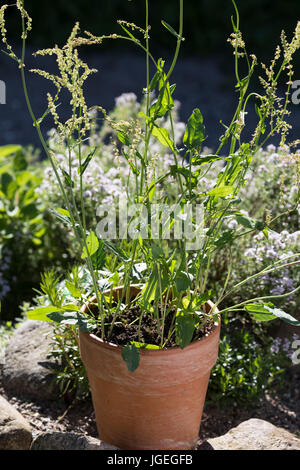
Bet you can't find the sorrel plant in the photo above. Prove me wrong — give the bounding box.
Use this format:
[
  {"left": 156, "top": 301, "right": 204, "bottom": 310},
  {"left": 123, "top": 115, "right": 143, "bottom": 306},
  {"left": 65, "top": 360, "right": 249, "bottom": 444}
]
[{"left": 1, "top": 0, "right": 299, "bottom": 371}]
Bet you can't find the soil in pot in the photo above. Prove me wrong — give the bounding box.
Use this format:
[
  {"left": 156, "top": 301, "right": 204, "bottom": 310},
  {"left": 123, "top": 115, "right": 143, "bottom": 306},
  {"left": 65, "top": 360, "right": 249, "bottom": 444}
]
[
  {"left": 90, "top": 301, "right": 217, "bottom": 348},
  {"left": 79, "top": 289, "right": 221, "bottom": 450}
]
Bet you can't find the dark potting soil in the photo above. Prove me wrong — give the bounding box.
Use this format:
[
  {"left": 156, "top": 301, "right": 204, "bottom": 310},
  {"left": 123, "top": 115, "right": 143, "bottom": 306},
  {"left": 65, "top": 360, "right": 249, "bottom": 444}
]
[{"left": 93, "top": 303, "right": 217, "bottom": 348}]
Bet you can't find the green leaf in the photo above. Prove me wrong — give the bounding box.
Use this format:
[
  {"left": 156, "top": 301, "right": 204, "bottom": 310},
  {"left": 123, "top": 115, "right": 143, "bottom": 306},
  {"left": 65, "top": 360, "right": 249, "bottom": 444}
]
[
  {"left": 122, "top": 343, "right": 140, "bottom": 372},
  {"left": 192, "top": 154, "right": 229, "bottom": 166},
  {"left": 78, "top": 148, "right": 96, "bottom": 176},
  {"left": 50, "top": 209, "right": 71, "bottom": 226},
  {"left": 214, "top": 230, "right": 235, "bottom": 248},
  {"left": 91, "top": 240, "right": 106, "bottom": 270},
  {"left": 169, "top": 165, "right": 200, "bottom": 188},
  {"left": 122, "top": 150, "right": 140, "bottom": 175},
  {"left": 183, "top": 109, "right": 206, "bottom": 149},
  {"left": 151, "top": 245, "right": 164, "bottom": 260},
  {"left": 27, "top": 306, "right": 63, "bottom": 321},
  {"left": 117, "top": 132, "right": 131, "bottom": 146},
  {"left": 0, "top": 145, "right": 22, "bottom": 159},
  {"left": 21, "top": 203, "right": 39, "bottom": 220},
  {"left": 235, "top": 215, "right": 265, "bottom": 230},
  {"left": 61, "top": 303, "right": 81, "bottom": 312},
  {"left": 161, "top": 20, "right": 181, "bottom": 39},
  {"left": 33, "top": 226, "right": 46, "bottom": 238},
  {"left": 207, "top": 186, "right": 235, "bottom": 197},
  {"left": 0, "top": 163, "right": 12, "bottom": 176},
  {"left": 118, "top": 23, "right": 139, "bottom": 43},
  {"left": 103, "top": 240, "right": 129, "bottom": 262},
  {"left": 151, "top": 126, "right": 174, "bottom": 151},
  {"left": 82, "top": 231, "right": 99, "bottom": 259},
  {"left": 57, "top": 208, "right": 70, "bottom": 218},
  {"left": 47, "top": 311, "right": 95, "bottom": 331},
  {"left": 245, "top": 303, "right": 300, "bottom": 325},
  {"left": 16, "top": 171, "right": 32, "bottom": 187},
  {"left": 61, "top": 169, "right": 74, "bottom": 188},
  {"left": 176, "top": 313, "right": 195, "bottom": 349},
  {"left": 175, "top": 271, "right": 193, "bottom": 293},
  {"left": 150, "top": 74, "right": 174, "bottom": 119},
  {"left": 245, "top": 304, "right": 276, "bottom": 322},
  {"left": 65, "top": 281, "right": 81, "bottom": 298},
  {"left": 264, "top": 305, "right": 300, "bottom": 326},
  {"left": 196, "top": 290, "right": 214, "bottom": 306},
  {"left": 142, "top": 262, "right": 169, "bottom": 308},
  {"left": 149, "top": 70, "right": 160, "bottom": 92},
  {"left": 13, "top": 151, "right": 27, "bottom": 172},
  {"left": 131, "top": 341, "right": 160, "bottom": 350},
  {"left": 1, "top": 173, "right": 13, "bottom": 196}
]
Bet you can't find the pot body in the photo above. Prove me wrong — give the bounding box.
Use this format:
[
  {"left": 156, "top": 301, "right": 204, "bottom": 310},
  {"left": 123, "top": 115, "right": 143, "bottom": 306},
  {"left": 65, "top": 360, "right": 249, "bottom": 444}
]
[{"left": 79, "top": 292, "right": 220, "bottom": 450}]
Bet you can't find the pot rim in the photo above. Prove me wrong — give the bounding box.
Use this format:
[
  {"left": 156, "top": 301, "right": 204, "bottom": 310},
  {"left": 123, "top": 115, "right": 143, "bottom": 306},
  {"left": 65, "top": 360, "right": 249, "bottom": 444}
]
[{"left": 80, "top": 285, "right": 220, "bottom": 356}]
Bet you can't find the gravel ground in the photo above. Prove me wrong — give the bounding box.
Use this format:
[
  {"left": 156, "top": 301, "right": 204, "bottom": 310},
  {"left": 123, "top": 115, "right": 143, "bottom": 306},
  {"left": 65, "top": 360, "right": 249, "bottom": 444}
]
[{"left": 1, "top": 366, "right": 299, "bottom": 445}]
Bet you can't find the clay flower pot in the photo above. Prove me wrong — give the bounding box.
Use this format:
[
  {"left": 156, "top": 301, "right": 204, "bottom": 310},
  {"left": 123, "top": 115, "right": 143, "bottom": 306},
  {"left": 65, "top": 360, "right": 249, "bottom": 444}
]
[{"left": 79, "top": 286, "right": 220, "bottom": 450}]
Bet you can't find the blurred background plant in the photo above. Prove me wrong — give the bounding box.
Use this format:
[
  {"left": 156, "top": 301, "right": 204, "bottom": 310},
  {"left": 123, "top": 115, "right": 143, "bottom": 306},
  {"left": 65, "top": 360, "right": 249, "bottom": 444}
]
[
  {"left": 208, "top": 313, "right": 299, "bottom": 405},
  {"left": 0, "top": 144, "right": 75, "bottom": 320}
]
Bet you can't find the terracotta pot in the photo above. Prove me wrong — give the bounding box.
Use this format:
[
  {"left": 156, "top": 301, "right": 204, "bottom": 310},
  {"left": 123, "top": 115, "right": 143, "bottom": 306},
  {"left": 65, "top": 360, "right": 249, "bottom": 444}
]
[{"left": 79, "top": 286, "right": 220, "bottom": 450}]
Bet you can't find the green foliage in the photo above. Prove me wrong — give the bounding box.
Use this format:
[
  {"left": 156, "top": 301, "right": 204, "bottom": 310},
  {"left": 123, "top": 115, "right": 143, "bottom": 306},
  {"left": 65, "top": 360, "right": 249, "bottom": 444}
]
[
  {"left": 0, "top": 146, "right": 77, "bottom": 320},
  {"left": 48, "top": 323, "right": 90, "bottom": 399},
  {"left": 175, "top": 312, "right": 195, "bottom": 349},
  {"left": 208, "top": 320, "right": 291, "bottom": 405},
  {"left": 183, "top": 109, "right": 206, "bottom": 150}
]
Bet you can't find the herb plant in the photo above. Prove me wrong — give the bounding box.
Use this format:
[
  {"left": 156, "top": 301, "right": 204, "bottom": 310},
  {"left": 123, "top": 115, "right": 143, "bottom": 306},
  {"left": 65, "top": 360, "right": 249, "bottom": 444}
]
[{"left": 1, "top": 0, "right": 300, "bottom": 371}]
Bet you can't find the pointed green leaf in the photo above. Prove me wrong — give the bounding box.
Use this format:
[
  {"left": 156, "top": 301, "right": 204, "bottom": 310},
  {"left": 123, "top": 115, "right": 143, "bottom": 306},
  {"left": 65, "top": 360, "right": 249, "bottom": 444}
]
[
  {"left": 131, "top": 341, "right": 160, "bottom": 350},
  {"left": 183, "top": 109, "right": 206, "bottom": 149},
  {"left": 151, "top": 126, "right": 174, "bottom": 151},
  {"left": 207, "top": 186, "right": 235, "bottom": 197},
  {"left": 175, "top": 271, "right": 193, "bottom": 293},
  {"left": 82, "top": 231, "right": 99, "bottom": 259},
  {"left": 117, "top": 132, "right": 131, "bottom": 146},
  {"left": 65, "top": 281, "right": 81, "bottom": 298},
  {"left": 245, "top": 304, "right": 276, "bottom": 322},
  {"left": 264, "top": 305, "right": 300, "bottom": 326},
  {"left": 235, "top": 215, "right": 265, "bottom": 230},
  {"left": 78, "top": 148, "right": 96, "bottom": 176},
  {"left": 50, "top": 209, "right": 72, "bottom": 226},
  {"left": 244, "top": 303, "right": 300, "bottom": 325},
  {"left": 161, "top": 20, "right": 181, "bottom": 39},
  {"left": 27, "top": 306, "right": 63, "bottom": 321},
  {"left": 57, "top": 208, "right": 70, "bottom": 217},
  {"left": 122, "top": 343, "right": 140, "bottom": 372},
  {"left": 13, "top": 151, "right": 27, "bottom": 172},
  {"left": 91, "top": 240, "right": 106, "bottom": 270},
  {"left": 61, "top": 169, "right": 74, "bottom": 188},
  {"left": 0, "top": 145, "right": 22, "bottom": 159},
  {"left": 192, "top": 155, "right": 229, "bottom": 166},
  {"left": 103, "top": 240, "right": 129, "bottom": 262},
  {"left": 176, "top": 313, "right": 195, "bottom": 349}
]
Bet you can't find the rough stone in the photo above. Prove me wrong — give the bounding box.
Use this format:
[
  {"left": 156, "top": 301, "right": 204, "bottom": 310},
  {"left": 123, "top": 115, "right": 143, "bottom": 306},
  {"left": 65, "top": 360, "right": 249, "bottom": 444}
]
[
  {"left": 0, "top": 395, "right": 32, "bottom": 450},
  {"left": 2, "top": 320, "right": 60, "bottom": 401},
  {"left": 199, "top": 418, "right": 300, "bottom": 450},
  {"left": 30, "top": 432, "right": 118, "bottom": 450}
]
